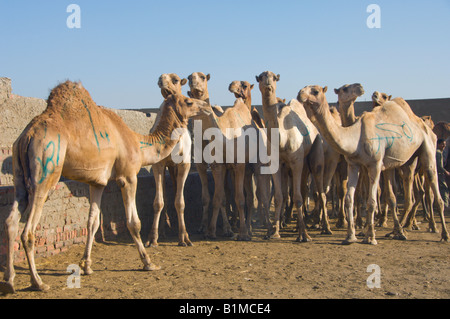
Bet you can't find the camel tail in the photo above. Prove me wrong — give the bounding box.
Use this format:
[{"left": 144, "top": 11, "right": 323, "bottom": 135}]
[{"left": 11, "top": 134, "right": 34, "bottom": 211}]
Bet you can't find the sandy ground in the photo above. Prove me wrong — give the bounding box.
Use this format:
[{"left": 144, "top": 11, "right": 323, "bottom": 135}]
[{"left": 1, "top": 210, "right": 449, "bottom": 301}]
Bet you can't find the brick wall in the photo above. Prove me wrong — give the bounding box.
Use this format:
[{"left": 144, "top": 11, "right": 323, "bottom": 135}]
[{"left": 0, "top": 171, "right": 208, "bottom": 263}]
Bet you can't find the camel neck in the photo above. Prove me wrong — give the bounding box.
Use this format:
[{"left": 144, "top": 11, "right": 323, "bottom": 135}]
[
  {"left": 338, "top": 99, "right": 357, "bottom": 127},
  {"left": 138, "top": 108, "right": 184, "bottom": 166},
  {"left": 261, "top": 93, "right": 280, "bottom": 128},
  {"left": 308, "top": 98, "right": 359, "bottom": 157}
]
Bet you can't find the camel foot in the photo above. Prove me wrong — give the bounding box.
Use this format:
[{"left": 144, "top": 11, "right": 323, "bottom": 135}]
[
  {"left": 145, "top": 241, "right": 159, "bottom": 248},
  {"left": 427, "top": 223, "right": 438, "bottom": 233},
  {"left": 204, "top": 233, "right": 217, "bottom": 240},
  {"left": 143, "top": 263, "right": 161, "bottom": 271},
  {"left": 222, "top": 230, "right": 235, "bottom": 238},
  {"left": 29, "top": 282, "right": 51, "bottom": 292},
  {"left": 295, "top": 235, "right": 312, "bottom": 243},
  {"left": 237, "top": 234, "right": 252, "bottom": 241},
  {"left": 321, "top": 228, "right": 333, "bottom": 235},
  {"left": 362, "top": 237, "right": 378, "bottom": 245},
  {"left": 0, "top": 282, "right": 15, "bottom": 295},
  {"left": 393, "top": 233, "right": 407, "bottom": 240},
  {"left": 440, "top": 232, "right": 449, "bottom": 243},
  {"left": 342, "top": 236, "right": 358, "bottom": 245}
]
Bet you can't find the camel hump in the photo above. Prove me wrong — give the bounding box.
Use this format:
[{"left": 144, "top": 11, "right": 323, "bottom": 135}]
[{"left": 46, "top": 80, "right": 99, "bottom": 114}]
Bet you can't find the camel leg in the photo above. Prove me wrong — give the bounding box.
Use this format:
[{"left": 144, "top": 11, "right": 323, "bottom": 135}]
[
  {"left": 196, "top": 162, "right": 210, "bottom": 234},
  {"left": 421, "top": 160, "right": 449, "bottom": 241},
  {"left": 79, "top": 185, "right": 105, "bottom": 275},
  {"left": 291, "top": 162, "right": 311, "bottom": 243},
  {"left": 363, "top": 164, "right": 382, "bottom": 245},
  {"left": 342, "top": 164, "right": 360, "bottom": 245},
  {"left": 308, "top": 146, "right": 332, "bottom": 235},
  {"left": 120, "top": 176, "right": 160, "bottom": 271},
  {"left": 146, "top": 164, "right": 165, "bottom": 247},
  {"left": 174, "top": 163, "right": 192, "bottom": 247},
  {"left": 399, "top": 163, "right": 416, "bottom": 230},
  {"left": 382, "top": 170, "right": 407, "bottom": 240},
  {"left": 20, "top": 188, "right": 51, "bottom": 291},
  {"left": 266, "top": 168, "right": 283, "bottom": 239},
  {"left": 243, "top": 167, "right": 255, "bottom": 236},
  {"left": 207, "top": 165, "right": 228, "bottom": 239},
  {"left": 1, "top": 193, "right": 27, "bottom": 294},
  {"left": 234, "top": 164, "right": 251, "bottom": 241}
]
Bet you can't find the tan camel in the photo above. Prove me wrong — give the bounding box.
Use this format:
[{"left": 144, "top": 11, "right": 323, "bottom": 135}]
[
  {"left": 299, "top": 85, "right": 449, "bottom": 244},
  {"left": 334, "top": 84, "right": 372, "bottom": 229},
  {"left": 256, "top": 71, "right": 330, "bottom": 241},
  {"left": 187, "top": 72, "right": 234, "bottom": 237},
  {"left": 195, "top": 95, "right": 256, "bottom": 241},
  {"left": 145, "top": 73, "right": 194, "bottom": 247},
  {"left": 229, "top": 80, "right": 273, "bottom": 230},
  {"left": 371, "top": 92, "right": 439, "bottom": 233},
  {"left": 372, "top": 91, "right": 392, "bottom": 107},
  {"left": 1, "top": 81, "right": 210, "bottom": 294}
]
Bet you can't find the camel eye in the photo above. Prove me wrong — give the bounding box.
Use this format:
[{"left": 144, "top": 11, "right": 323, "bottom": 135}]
[{"left": 343, "top": 87, "right": 348, "bottom": 92}]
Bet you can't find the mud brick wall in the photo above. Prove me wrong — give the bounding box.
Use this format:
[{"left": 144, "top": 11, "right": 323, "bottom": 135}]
[{"left": 0, "top": 171, "right": 207, "bottom": 263}]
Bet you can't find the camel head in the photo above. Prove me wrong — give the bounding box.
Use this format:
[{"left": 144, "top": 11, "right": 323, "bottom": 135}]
[
  {"left": 162, "top": 93, "right": 211, "bottom": 125},
  {"left": 334, "top": 83, "right": 365, "bottom": 105},
  {"left": 187, "top": 72, "right": 210, "bottom": 100},
  {"left": 255, "top": 71, "right": 280, "bottom": 97},
  {"left": 421, "top": 115, "right": 435, "bottom": 129},
  {"left": 228, "top": 81, "right": 254, "bottom": 106},
  {"left": 158, "top": 73, "right": 187, "bottom": 99},
  {"left": 371, "top": 91, "right": 392, "bottom": 107},
  {"left": 297, "top": 85, "right": 328, "bottom": 120}
]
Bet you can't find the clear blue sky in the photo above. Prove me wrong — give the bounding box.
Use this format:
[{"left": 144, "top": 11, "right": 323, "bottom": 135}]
[{"left": 1, "top": 0, "right": 449, "bottom": 109}]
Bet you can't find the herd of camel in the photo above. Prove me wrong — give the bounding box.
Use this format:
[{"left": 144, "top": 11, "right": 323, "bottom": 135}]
[{"left": 1, "top": 71, "right": 449, "bottom": 294}]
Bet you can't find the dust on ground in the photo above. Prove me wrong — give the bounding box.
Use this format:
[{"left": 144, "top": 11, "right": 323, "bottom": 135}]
[{"left": 1, "top": 212, "right": 449, "bottom": 300}]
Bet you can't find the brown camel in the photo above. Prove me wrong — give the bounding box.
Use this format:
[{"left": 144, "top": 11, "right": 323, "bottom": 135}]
[
  {"left": 256, "top": 71, "right": 330, "bottom": 241},
  {"left": 298, "top": 85, "right": 449, "bottom": 245},
  {"left": 1, "top": 81, "right": 210, "bottom": 294},
  {"left": 146, "top": 73, "right": 194, "bottom": 247}
]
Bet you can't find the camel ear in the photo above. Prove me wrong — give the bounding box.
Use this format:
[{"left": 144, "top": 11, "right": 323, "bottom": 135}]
[
  {"left": 275, "top": 74, "right": 280, "bottom": 81},
  {"left": 255, "top": 75, "right": 260, "bottom": 83},
  {"left": 323, "top": 86, "right": 328, "bottom": 93},
  {"left": 187, "top": 91, "right": 193, "bottom": 98},
  {"left": 334, "top": 88, "right": 339, "bottom": 94},
  {"left": 180, "top": 78, "right": 187, "bottom": 86},
  {"left": 388, "top": 95, "right": 392, "bottom": 100},
  {"left": 206, "top": 74, "right": 211, "bottom": 81},
  {"left": 250, "top": 84, "right": 254, "bottom": 90}
]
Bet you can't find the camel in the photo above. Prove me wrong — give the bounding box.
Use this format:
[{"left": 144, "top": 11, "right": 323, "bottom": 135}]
[
  {"left": 194, "top": 94, "right": 259, "bottom": 241},
  {"left": 371, "top": 92, "right": 439, "bottom": 233},
  {"left": 334, "top": 84, "right": 374, "bottom": 229},
  {"left": 229, "top": 80, "right": 273, "bottom": 230},
  {"left": 1, "top": 81, "right": 210, "bottom": 294},
  {"left": 298, "top": 85, "right": 449, "bottom": 244},
  {"left": 145, "top": 73, "right": 194, "bottom": 248},
  {"left": 255, "top": 71, "right": 330, "bottom": 241},
  {"left": 372, "top": 91, "right": 392, "bottom": 107},
  {"left": 187, "top": 72, "right": 234, "bottom": 237}
]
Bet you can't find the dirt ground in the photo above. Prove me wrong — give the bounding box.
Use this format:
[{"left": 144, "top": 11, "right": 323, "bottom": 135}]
[{"left": 1, "top": 208, "right": 449, "bottom": 301}]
